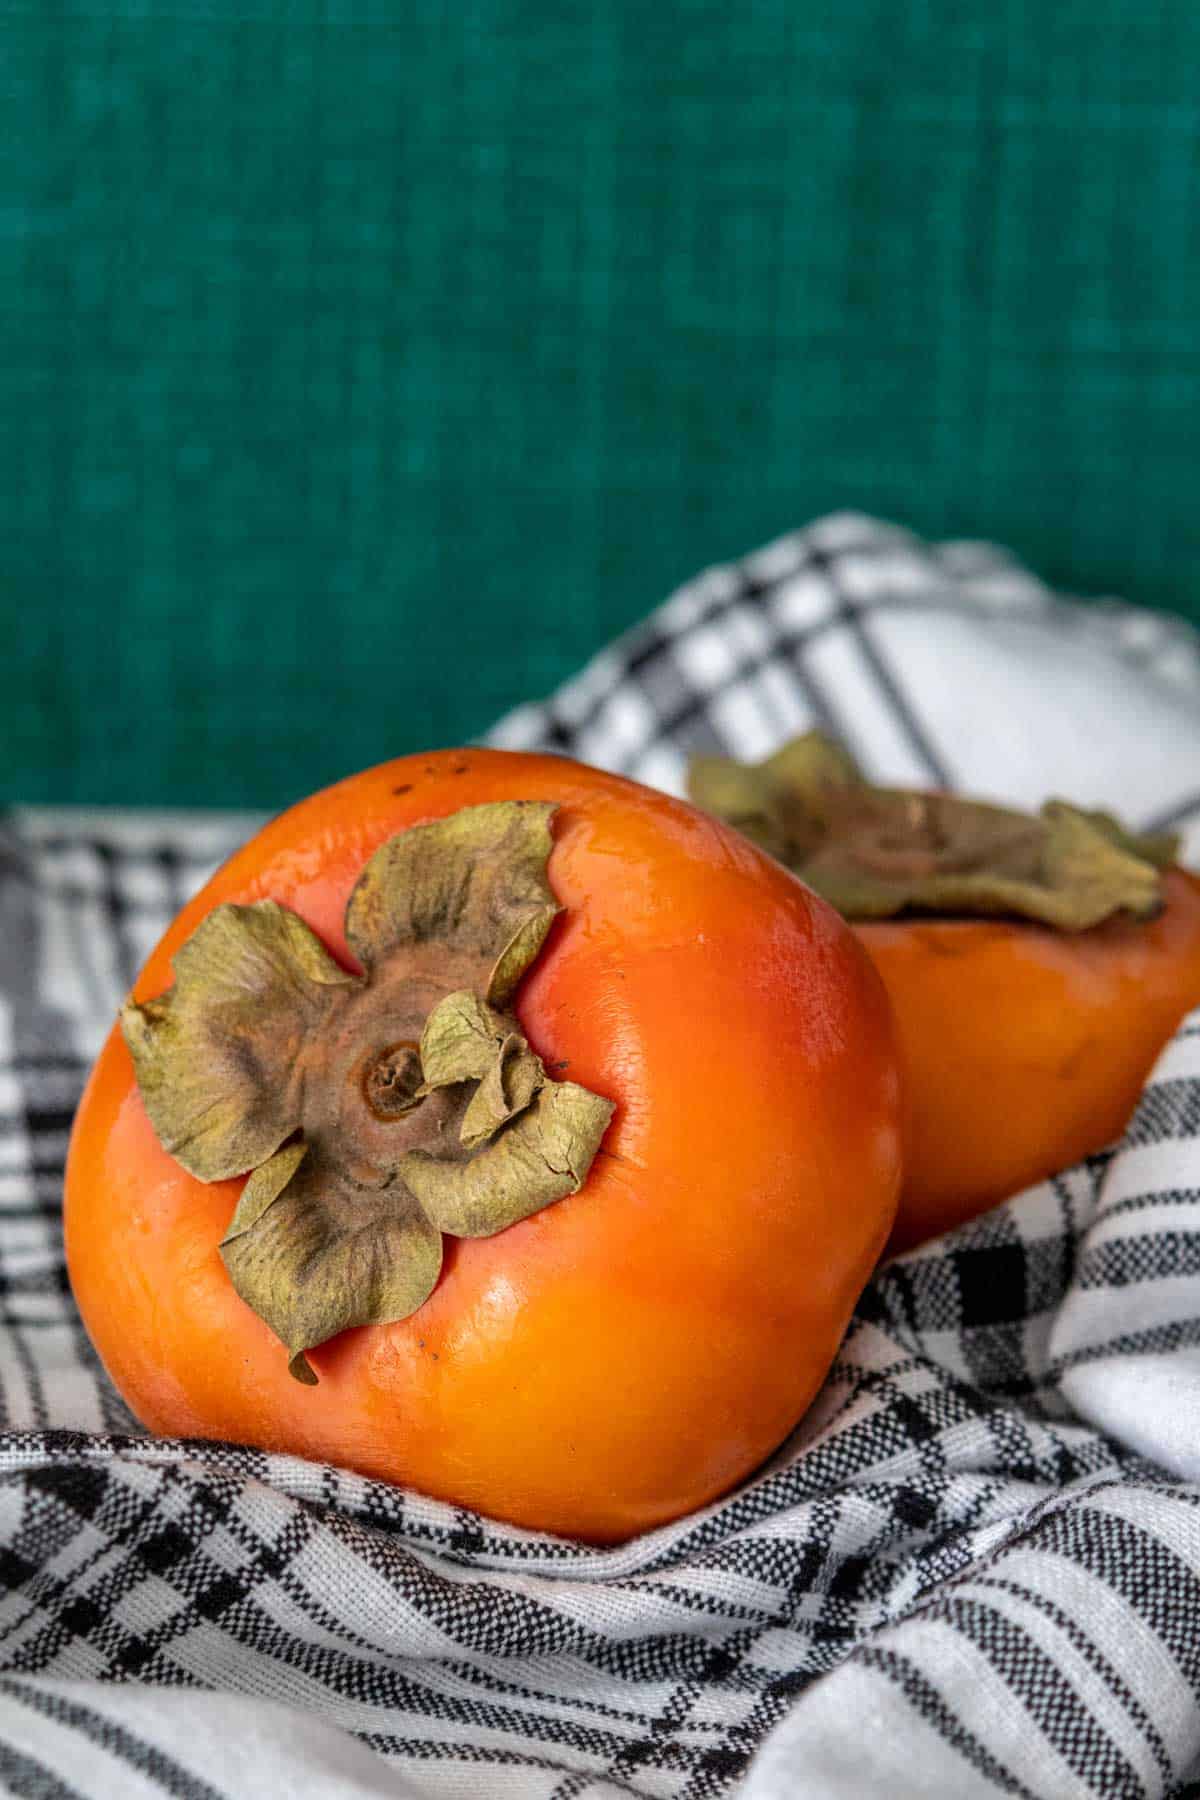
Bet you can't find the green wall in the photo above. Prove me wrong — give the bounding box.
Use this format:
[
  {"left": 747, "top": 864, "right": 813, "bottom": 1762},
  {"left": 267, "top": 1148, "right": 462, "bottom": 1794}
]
[{"left": 6, "top": 2, "right": 1199, "bottom": 807}]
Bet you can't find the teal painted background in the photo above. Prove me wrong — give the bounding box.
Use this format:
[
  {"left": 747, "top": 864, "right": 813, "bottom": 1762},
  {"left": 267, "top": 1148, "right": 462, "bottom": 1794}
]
[{"left": 5, "top": 2, "right": 1199, "bottom": 808}]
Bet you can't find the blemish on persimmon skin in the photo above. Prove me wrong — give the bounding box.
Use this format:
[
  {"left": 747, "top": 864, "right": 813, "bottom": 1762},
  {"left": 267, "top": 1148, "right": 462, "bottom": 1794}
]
[
  {"left": 392, "top": 784, "right": 413, "bottom": 796},
  {"left": 1056, "top": 1037, "right": 1099, "bottom": 1082}
]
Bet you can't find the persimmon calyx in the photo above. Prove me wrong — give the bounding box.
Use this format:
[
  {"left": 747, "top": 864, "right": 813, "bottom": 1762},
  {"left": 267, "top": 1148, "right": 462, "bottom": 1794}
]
[
  {"left": 688, "top": 733, "right": 1179, "bottom": 930},
  {"left": 120, "top": 801, "right": 614, "bottom": 1384}
]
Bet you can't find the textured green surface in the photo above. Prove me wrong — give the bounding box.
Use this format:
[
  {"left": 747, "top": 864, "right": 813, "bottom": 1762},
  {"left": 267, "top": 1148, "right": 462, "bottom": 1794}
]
[{"left": 4, "top": 2, "right": 1199, "bottom": 807}]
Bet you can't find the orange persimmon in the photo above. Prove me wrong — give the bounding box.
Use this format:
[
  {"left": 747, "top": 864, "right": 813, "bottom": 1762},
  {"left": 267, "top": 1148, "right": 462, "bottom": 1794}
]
[
  {"left": 688, "top": 732, "right": 1200, "bottom": 1255},
  {"left": 65, "top": 748, "right": 902, "bottom": 1543},
  {"left": 861, "top": 868, "right": 1200, "bottom": 1253}
]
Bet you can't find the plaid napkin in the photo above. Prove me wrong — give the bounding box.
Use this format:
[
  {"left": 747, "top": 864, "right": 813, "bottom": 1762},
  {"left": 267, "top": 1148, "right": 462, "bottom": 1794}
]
[{"left": 4, "top": 515, "right": 1200, "bottom": 1799}]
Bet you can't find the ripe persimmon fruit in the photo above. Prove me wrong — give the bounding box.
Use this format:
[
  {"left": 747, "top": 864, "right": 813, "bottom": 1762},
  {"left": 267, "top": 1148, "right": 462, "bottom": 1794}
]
[
  {"left": 691, "top": 734, "right": 1200, "bottom": 1252},
  {"left": 859, "top": 870, "right": 1200, "bottom": 1251},
  {"left": 66, "top": 749, "right": 903, "bottom": 1543}
]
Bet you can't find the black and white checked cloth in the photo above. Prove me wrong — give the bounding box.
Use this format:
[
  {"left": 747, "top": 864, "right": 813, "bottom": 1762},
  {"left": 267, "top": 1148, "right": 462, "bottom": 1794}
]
[{"left": 4, "top": 514, "right": 1200, "bottom": 1798}]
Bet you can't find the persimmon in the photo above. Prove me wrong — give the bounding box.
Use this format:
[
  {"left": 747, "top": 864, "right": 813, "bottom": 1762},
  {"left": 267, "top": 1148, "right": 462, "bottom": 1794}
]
[
  {"left": 65, "top": 748, "right": 902, "bottom": 1543},
  {"left": 691, "top": 735, "right": 1200, "bottom": 1253},
  {"left": 858, "top": 870, "right": 1200, "bottom": 1250}
]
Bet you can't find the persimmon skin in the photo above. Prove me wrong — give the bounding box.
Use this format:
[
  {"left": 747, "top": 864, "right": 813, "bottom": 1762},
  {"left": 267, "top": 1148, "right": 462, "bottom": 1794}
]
[
  {"left": 859, "top": 869, "right": 1200, "bottom": 1255},
  {"left": 65, "top": 749, "right": 902, "bottom": 1544}
]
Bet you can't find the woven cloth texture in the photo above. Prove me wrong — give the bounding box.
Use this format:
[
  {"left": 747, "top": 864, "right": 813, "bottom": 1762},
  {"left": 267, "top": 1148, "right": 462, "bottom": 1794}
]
[
  {"left": 2, "top": 517, "right": 1200, "bottom": 1797},
  {"left": 5, "top": 2, "right": 1200, "bottom": 808}
]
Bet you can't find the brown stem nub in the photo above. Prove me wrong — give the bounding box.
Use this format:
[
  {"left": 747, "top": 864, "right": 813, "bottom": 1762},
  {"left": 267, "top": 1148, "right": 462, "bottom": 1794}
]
[{"left": 363, "top": 1043, "right": 424, "bottom": 1119}]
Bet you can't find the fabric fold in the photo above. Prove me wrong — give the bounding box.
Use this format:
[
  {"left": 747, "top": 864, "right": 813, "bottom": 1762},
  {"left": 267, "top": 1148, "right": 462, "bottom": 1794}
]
[{"left": 4, "top": 515, "right": 1200, "bottom": 1799}]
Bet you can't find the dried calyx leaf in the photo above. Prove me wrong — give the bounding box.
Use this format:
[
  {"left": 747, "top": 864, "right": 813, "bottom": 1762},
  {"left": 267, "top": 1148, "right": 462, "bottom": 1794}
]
[
  {"left": 688, "top": 734, "right": 1178, "bottom": 931},
  {"left": 120, "top": 902, "right": 357, "bottom": 1181},
  {"left": 418, "top": 992, "right": 546, "bottom": 1148},
  {"left": 402, "top": 1080, "right": 615, "bottom": 1238},
  {"left": 219, "top": 1149, "right": 445, "bottom": 1387},
  {"left": 344, "top": 800, "right": 561, "bottom": 1005},
  {"left": 121, "top": 802, "right": 614, "bottom": 1383}
]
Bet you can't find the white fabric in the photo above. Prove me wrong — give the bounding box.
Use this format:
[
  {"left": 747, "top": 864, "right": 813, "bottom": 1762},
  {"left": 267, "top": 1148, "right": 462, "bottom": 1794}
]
[{"left": 3, "top": 515, "right": 1200, "bottom": 1799}]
